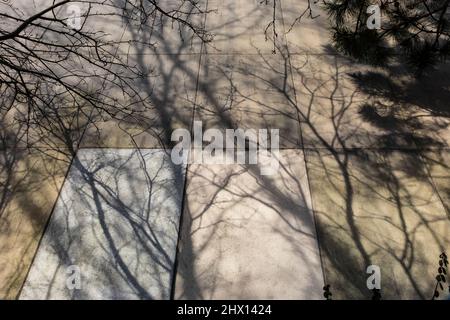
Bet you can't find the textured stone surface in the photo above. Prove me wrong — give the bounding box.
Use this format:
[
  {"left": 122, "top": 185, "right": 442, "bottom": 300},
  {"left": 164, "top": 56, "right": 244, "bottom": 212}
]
[
  {"left": 425, "top": 150, "right": 450, "bottom": 216},
  {"left": 79, "top": 53, "right": 201, "bottom": 149},
  {"left": 281, "top": 0, "right": 331, "bottom": 54},
  {"left": 204, "top": 0, "right": 285, "bottom": 54},
  {"left": 305, "top": 148, "right": 450, "bottom": 299},
  {"left": 175, "top": 150, "right": 324, "bottom": 299},
  {"left": 194, "top": 53, "right": 302, "bottom": 148},
  {"left": 290, "top": 54, "right": 450, "bottom": 150},
  {"left": 0, "top": 148, "right": 69, "bottom": 299},
  {"left": 20, "top": 149, "right": 185, "bottom": 300},
  {"left": 2, "top": 0, "right": 449, "bottom": 301}
]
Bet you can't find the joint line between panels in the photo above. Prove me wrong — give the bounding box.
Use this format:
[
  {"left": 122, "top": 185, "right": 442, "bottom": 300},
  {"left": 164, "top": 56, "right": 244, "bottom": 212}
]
[
  {"left": 170, "top": 0, "right": 210, "bottom": 300},
  {"left": 281, "top": 0, "right": 329, "bottom": 289}
]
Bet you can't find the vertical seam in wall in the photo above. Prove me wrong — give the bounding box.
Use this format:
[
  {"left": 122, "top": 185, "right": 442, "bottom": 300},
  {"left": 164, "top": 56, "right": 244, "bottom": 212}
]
[
  {"left": 16, "top": 151, "right": 77, "bottom": 299},
  {"left": 170, "top": 0, "right": 209, "bottom": 300},
  {"left": 411, "top": 128, "right": 450, "bottom": 225},
  {"left": 419, "top": 148, "right": 450, "bottom": 220},
  {"left": 76, "top": 25, "right": 129, "bottom": 149},
  {"left": 279, "top": 0, "right": 328, "bottom": 292}
]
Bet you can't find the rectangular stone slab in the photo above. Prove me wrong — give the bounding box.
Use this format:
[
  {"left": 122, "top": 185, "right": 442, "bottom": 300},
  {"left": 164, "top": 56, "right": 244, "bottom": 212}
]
[
  {"left": 20, "top": 148, "right": 186, "bottom": 300},
  {"left": 305, "top": 148, "right": 450, "bottom": 299},
  {"left": 174, "top": 149, "right": 324, "bottom": 299},
  {"left": 194, "top": 53, "right": 302, "bottom": 148}
]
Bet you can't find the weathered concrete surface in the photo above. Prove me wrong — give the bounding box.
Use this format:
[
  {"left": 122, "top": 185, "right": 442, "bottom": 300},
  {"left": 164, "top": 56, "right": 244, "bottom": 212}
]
[
  {"left": 2, "top": 0, "right": 449, "bottom": 301},
  {"left": 281, "top": 0, "right": 330, "bottom": 54},
  {"left": 425, "top": 150, "right": 450, "bottom": 216},
  {"left": 20, "top": 149, "right": 185, "bottom": 300},
  {"left": 205, "top": 0, "right": 285, "bottom": 54},
  {"left": 76, "top": 2, "right": 206, "bottom": 149},
  {"left": 114, "top": 0, "right": 207, "bottom": 55},
  {"left": 2, "top": 1, "right": 205, "bottom": 150},
  {"left": 0, "top": 148, "right": 69, "bottom": 299},
  {"left": 175, "top": 150, "right": 324, "bottom": 299},
  {"left": 1, "top": 102, "right": 90, "bottom": 150},
  {"left": 305, "top": 148, "right": 450, "bottom": 299},
  {"left": 194, "top": 53, "right": 301, "bottom": 148},
  {"left": 290, "top": 54, "right": 450, "bottom": 150},
  {"left": 79, "top": 53, "right": 201, "bottom": 149},
  {"left": 44, "top": 1, "right": 206, "bottom": 55}
]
